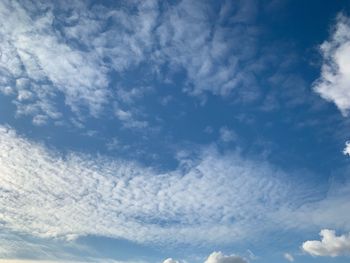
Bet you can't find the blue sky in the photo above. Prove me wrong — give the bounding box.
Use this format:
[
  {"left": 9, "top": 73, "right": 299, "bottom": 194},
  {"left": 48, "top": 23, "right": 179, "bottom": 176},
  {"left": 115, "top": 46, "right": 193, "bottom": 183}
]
[{"left": 1, "top": 0, "right": 350, "bottom": 262}]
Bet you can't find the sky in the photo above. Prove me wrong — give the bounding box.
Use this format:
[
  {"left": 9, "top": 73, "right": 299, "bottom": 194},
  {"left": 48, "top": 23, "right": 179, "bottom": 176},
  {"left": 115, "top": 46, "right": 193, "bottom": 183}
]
[{"left": 1, "top": 0, "right": 350, "bottom": 262}]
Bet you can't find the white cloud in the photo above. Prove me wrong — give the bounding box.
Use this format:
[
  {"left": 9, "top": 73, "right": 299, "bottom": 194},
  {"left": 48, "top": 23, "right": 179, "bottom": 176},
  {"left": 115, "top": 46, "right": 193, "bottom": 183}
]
[
  {"left": 0, "top": 125, "right": 300, "bottom": 245},
  {"left": 343, "top": 141, "right": 350, "bottom": 156},
  {"left": 162, "top": 259, "right": 180, "bottom": 263},
  {"left": 313, "top": 14, "right": 350, "bottom": 116},
  {"left": 0, "top": 0, "right": 155, "bottom": 123},
  {"left": 0, "top": 0, "right": 111, "bottom": 120},
  {"left": 0, "top": 0, "right": 268, "bottom": 126},
  {"left": 204, "top": 251, "right": 247, "bottom": 263},
  {"left": 302, "top": 229, "right": 350, "bottom": 257},
  {"left": 284, "top": 253, "right": 294, "bottom": 262},
  {"left": 115, "top": 109, "right": 148, "bottom": 129},
  {"left": 154, "top": 0, "right": 260, "bottom": 98}
]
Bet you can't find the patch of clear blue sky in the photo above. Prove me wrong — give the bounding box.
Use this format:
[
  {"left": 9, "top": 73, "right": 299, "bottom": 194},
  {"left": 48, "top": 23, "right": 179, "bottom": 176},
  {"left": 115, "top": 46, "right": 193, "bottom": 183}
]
[{"left": 1, "top": 0, "right": 350, "bottom": 262}]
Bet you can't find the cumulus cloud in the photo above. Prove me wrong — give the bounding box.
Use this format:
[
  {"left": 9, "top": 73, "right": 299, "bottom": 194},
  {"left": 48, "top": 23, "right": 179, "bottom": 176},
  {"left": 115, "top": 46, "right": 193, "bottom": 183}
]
[
  {"left": 302, "top": 229, "right": 350, "bottom": 257},
  {"left": 284, "top": 253, "right": 294, "bottom": 262},
  {"left": 0, "top": 125, "right": 300, "bottom": 245},
  {"left": 313, "top": 14, "right": 350, "bottom": 116},
  {"left": 343, "top": 141, "right": 350, "bottom": 156},
  {"left": 204, "top": 251, "right": 247, "bottom": 263}
]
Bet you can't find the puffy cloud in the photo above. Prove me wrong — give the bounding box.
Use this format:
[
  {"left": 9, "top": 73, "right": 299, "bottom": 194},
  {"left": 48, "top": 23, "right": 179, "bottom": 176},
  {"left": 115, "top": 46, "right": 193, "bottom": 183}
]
[
  {"left": 343, "top": 141, "right": 350, "bottom": 156},
  {"left": 302, "top": 229, "right": 350, "bottom": 257},
  {"left": 313, "top": 14, "right": 350, "bottom": 116},
  {"left": 204, "top": 251, "right": 247, "bottom": 263},
  {"left": 0, "top": 125, "right": 299, "bottom": 245},
  {"left": 283, "top": 253, "right": 294, "bottom": 262}
]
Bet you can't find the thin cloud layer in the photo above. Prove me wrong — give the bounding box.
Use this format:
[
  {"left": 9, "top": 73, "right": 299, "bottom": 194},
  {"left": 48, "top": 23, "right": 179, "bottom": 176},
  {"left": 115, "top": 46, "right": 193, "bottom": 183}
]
[
  {"left": 302, "top": 229, "right": 350, "bottom": 257},
  {"left": 0, "top": 125, "right": 299, "bottom": 245},
  {"left": 313, "top": 14, "right": 350, "bottom": 116}
]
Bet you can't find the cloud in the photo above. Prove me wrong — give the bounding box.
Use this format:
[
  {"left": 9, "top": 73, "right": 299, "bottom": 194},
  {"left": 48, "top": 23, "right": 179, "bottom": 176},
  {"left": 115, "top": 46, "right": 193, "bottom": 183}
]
[
  {"left": 153, "top": 0, "right": 261, "bottom": 98},
  {"left": 302, "top": 229, "right": 350, "bottom": 257},
  {"left": 0, "top": 125, "right": 301, "bottom": 245},
  {"left": 219, "top": 127, "right": 237, "bottom": 142},
  {"left": 163, "top": 251, "right": 247, "bottom": 263},
  {"left": 0, "top": 0, "right": 110, "bottom": 122},
  {"left": 0, "top": 260, "right": 142, "bottom": 263},
  {"left": 162, "top": 259, "right": 180, "bottom": 263},
  {"left": 283, "top": 253, "right": 294, "bottom": 262},
  {"left": 0, "top": 0, "right": 274, "bottom": 126},
  {"left": 313, "top": 14, "right": 350, "bottom": 116},
  {"left": 204, "top": 251, "right": 247, "bottom": 263},
  {"left": 115, "top": 109, "right": 148, "bottom": 129},
  {"left": 277, "top": 176, "right": 350, "bottom": 233},
  {"left": 343, "top": 141, "right": 350, "bottom": 156}
]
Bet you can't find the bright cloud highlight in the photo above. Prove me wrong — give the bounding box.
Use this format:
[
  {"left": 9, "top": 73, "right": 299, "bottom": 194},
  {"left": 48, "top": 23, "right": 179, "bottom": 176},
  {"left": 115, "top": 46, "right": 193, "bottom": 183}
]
[
  {"left": 302, "top": 229, "right": 350, "bottom": 257},
  {"left": 313, "top": 14, "right": 350, "bottom": 116}
]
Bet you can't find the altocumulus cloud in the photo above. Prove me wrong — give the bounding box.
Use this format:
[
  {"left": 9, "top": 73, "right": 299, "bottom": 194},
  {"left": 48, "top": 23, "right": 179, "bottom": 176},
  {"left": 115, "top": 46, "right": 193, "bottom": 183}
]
[
  {"left": 313, "top": 13, "right": 350, "bottom": 116},
  {"left": 1, "top": 125, "right": 350, "bottom": 247},
  {"left": 0, "top": 125, "right": 301, "bottom": 245},
  {"left": 302, "top": 229, "right": 350, "bottom": 257},
  {"left": 0, "top": 0, "right": 272, "bottom": 125}
]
